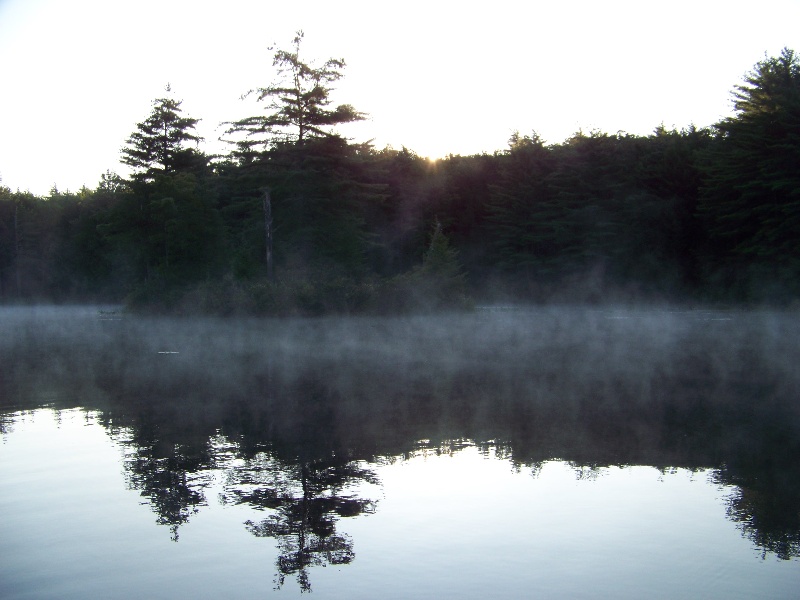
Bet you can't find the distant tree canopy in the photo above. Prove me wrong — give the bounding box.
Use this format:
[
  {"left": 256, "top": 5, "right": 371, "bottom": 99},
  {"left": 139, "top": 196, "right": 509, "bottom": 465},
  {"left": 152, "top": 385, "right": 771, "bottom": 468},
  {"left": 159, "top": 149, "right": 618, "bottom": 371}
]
[{"left": 1, "top": 45, "right": 799, "bottom": 310}]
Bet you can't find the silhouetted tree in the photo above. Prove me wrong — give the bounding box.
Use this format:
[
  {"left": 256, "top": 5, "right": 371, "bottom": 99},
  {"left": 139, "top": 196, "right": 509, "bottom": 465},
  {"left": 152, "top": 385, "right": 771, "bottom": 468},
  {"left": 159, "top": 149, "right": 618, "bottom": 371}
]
[
  {"left": 104, "top": 88, "right": 224, "bottom": 300},
  {"left": 121, "top": 85, "right": 204, "bottom": 181},
  {"left": 218, "top": 32, "right": 378, "bottom": 287},
  {"left": 224, "top": 30, "right": 366, "bottom": 150},
  {"left": 699, "top": 48, "right": 800, "bottom": 297}
]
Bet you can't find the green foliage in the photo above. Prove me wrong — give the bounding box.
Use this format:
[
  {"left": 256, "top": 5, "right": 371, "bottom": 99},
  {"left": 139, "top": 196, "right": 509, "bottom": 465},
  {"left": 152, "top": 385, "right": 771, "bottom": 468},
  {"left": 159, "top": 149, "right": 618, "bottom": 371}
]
[
  {"left": 363, "top": 146, "right": 437, "bottom": 275},
  {"left": 417, "top": 221, "right": 468, "bottom": 299},
  {"left": 431, "top": 153, "right": 499, "bottom": 279},
  {"left": 548, "top": 131, "right": 641, "bottom": 268},
  {"left": 0, "top": 188, "right": 57, "bottom": 299},
  {"left": 5, "top": 47, "right": 800, "bottom": 309},
  {"left": 635, "top": 126, "right": 712, "bottom": 289},
  {"left": 266, "top": 137, "right": 379, "bottom": 275},
  {"left": 483, "top": 127, "right": 719, "bottom": 299},
  {"left": 699, "top": 48, "right": 800, "bottom": 298},
  {"left": 217, "top": 33, "right": 379, "bottom": 288},
  {"left": 486, "top": 132, "right": 558, "bottom": 277},
  {"left": 224, "top": 31, "right": 366, "bottom": 149},
  {"left": 378, "top": 222, "right": 470, "bottom": 313},
  {"left": 103, "top": 88, "right": 225, "bottom": 303},
  {"left": 48, "top": 188, "right": 114, "bottom": 298},
  {"left": 149, "top": 173, "right": 224, "bottom": 282},
  {"left": 0, "top": 186, "right": 18, "bottom": 298},
  {"left": 121, "top": 85, "right": 204, "bottom": 181}
]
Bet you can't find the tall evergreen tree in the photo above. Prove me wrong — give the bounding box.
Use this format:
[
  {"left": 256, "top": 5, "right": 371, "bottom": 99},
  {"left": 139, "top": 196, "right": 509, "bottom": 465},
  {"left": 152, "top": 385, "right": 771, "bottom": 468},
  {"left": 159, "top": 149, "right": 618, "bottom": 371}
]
[
  {"left": 121, "top": 85, "right": 204, "bottom": 181},
  {"left": 221, "top": 32, "right": 376, "bottom": 280},
  {"left": 699, "top": 48, "right": 800, "bottom": 292},
  {"left": 224, "top": 30, "right": 366, "bottom": 150},
  {"left": 108, "top": 88, "right": 223, "bottom": 300}
]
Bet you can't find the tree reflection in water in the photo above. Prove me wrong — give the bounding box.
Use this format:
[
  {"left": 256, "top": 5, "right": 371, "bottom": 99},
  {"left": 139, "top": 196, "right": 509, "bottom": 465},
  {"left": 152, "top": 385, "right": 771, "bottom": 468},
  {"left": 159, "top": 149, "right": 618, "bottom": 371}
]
[
  {"left": 724, "top": 485, "right": 800, "bottom": 560},
  {"left": 109, "top": 412, "right": 381, "bottom": 589},
  {"left": 114, "top": 422, "right": 214, "bottom": 542},
  {"left": 218, "top": 450, "right": 378, "bottom": 591}
]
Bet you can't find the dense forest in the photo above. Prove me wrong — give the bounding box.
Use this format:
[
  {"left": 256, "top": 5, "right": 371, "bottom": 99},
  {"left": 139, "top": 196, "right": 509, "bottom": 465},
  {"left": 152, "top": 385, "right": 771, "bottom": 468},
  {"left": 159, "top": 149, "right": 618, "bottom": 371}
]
[{"left": 2, "top": 37, "right": 799, "bottom": 314}]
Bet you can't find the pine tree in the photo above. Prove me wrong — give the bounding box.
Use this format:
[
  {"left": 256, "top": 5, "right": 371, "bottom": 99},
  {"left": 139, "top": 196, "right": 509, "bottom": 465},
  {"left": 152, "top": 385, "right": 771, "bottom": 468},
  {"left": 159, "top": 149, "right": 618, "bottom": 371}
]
[
  {"left": 121, "top": 85, "right": 204, "bottom": 181},
  {"left": 221, "top": 32, "right": 376, "bottom": 280},
  {"left": 700, "top": 49, "right": 800, "bottom": 269},
  {"left": 224, "top": 31, "right": 366, "bottom": 150}
]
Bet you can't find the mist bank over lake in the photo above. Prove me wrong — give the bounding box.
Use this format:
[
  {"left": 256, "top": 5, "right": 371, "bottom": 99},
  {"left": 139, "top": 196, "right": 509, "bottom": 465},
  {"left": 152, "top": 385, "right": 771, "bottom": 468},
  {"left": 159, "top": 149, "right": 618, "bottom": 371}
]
[{"left": 4, "top": 304, "right": 799, "bottom": 462}]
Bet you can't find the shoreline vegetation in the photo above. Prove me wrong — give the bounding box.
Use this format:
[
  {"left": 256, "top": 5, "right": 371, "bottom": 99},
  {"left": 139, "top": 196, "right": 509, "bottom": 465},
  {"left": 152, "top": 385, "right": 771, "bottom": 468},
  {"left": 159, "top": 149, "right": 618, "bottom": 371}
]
[{"left": 1, "top": 38, "right": 799, "bottom": 316}]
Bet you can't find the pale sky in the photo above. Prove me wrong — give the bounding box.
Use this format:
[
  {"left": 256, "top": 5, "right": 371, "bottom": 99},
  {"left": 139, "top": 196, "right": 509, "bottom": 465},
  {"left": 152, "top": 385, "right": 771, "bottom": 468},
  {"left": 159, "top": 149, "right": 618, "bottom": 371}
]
[{"left": 1, "top": 0, "right": 798, "bottom": 195}]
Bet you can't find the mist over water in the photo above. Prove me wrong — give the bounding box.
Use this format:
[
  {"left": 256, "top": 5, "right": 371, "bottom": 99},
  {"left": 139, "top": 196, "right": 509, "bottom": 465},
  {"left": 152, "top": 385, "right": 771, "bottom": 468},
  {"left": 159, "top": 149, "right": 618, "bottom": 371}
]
[{"left": 1, "top": 305, "right": 799, "bottom": 597}]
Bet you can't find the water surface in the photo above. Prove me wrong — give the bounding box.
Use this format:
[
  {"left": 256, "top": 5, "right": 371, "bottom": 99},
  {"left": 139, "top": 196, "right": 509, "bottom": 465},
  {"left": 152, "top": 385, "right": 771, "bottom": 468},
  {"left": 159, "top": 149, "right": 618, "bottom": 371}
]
[{"left": 1, "top": 305, "right": 798, "bottom": 597}]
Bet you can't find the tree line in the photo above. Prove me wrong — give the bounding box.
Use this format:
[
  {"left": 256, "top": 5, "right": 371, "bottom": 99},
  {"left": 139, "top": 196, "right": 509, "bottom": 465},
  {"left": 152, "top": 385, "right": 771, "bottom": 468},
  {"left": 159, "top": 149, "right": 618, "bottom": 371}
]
[{"left": 1, "top": 37, "right": 798, "bottom": 313}]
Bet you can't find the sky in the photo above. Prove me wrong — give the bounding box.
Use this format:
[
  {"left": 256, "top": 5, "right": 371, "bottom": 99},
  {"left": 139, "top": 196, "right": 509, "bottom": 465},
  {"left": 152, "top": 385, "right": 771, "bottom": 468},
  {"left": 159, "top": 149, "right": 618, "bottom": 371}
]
[{"left": 1, "top": 0, "right": 799, "bottom": 196}]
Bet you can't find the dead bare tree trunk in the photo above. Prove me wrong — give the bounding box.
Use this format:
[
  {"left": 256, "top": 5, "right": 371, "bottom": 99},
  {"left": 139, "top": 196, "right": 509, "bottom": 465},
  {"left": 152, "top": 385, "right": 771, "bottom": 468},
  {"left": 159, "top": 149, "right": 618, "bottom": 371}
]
[{"left": 263, "top": 188, "right": 274, "bottom": 281}]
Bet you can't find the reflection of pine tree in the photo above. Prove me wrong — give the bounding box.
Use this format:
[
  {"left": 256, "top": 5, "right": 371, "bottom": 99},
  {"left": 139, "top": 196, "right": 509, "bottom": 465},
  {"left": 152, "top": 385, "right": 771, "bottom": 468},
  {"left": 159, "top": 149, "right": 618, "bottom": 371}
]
[
  {"left": 222, "top": 455, "right": 378, "bottom": 592},
  {"left": 723, "top": 486, "right": 800, "bottom": 560},
  {"left": 712, "top": 424, "right": 800, "bottom": 562},
  {"left": 116, "top": 427, "right": 213, "bottom": 542}
]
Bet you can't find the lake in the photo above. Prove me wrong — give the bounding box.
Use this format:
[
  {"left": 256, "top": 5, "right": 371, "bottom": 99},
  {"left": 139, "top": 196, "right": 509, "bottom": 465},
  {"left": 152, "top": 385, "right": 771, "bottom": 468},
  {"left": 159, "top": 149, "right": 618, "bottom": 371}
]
[{"left": 1, "top": 305, "right": 798, "bottom": 598}]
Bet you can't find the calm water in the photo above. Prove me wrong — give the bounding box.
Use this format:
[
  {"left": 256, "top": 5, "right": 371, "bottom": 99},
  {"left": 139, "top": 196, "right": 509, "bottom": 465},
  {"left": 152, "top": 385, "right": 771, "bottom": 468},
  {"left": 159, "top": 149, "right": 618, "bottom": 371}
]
[{"left": 1, "top": 305, "right": 798, "bottom": 598}]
